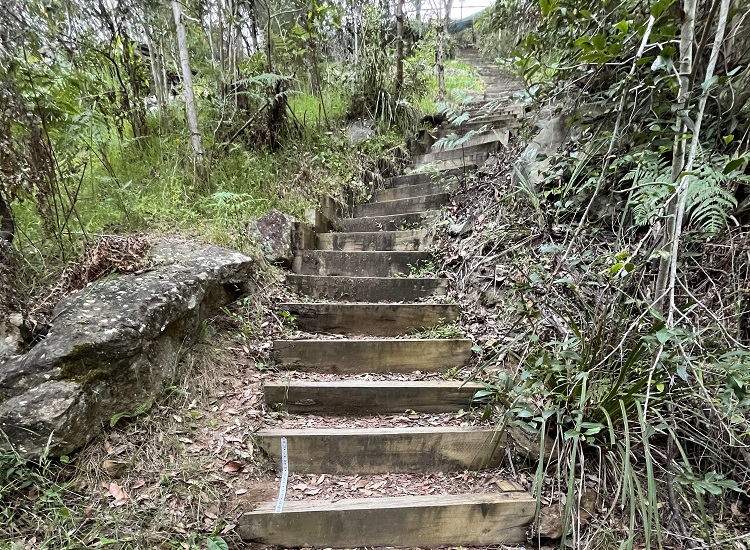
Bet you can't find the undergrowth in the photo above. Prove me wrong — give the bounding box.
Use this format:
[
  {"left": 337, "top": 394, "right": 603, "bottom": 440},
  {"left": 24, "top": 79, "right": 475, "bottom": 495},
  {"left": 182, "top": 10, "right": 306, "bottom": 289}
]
[{"left": 437, "top": 145, "right": 750, "bottom": 548}]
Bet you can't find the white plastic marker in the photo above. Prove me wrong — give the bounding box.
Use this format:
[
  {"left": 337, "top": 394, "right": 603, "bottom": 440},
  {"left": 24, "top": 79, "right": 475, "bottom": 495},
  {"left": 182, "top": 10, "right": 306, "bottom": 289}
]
[{"left": 274, "top": 437, "right": 289, "bottom": 513}]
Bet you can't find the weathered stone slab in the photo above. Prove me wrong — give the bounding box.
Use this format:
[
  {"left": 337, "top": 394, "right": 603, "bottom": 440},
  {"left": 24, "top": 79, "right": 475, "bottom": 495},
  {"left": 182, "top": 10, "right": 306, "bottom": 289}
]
[
  {"left": 247, "top": 209, "right": 295, "bottom": 267},
  {"left": 0, "top": 239, "right": 255, "bottom": 457}
]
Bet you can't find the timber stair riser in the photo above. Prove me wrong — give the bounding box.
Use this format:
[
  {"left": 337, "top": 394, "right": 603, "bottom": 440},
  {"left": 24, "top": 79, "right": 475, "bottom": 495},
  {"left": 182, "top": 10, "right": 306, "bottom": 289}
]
[
  {"left": 337, "top": 211, "right": 439, "bottom": 232},
  {"left": 292, "top": 250, "right": 433, "bottom": 277},
  {"left": 264, "top": 380, "right": 483, "bottom": 415},
  {"left": 317, "top": 229, "right": 431, "bottom": 252},
  {"left": 411, "top": 142, "right": 501, "bottom": 165},
  {"left": 286, "top": 274, "right": 447, "bottom": 302},
  {"left": 382, "top": 165, "right": 476, "bottom": 188},
  {"left": 277, "top": 302, "right": 460, "bottom": 336},
  {"left": 255, "top": 426, "right": 505, "bottom": 474},
  {"left": 373, "top": 180, "right": 459, "bottom": 202},
  {"left": 272, "top": 338, "right": 472, "bottom": 373},
  {"left": 409, "top": 156, "right": 488, "bottom": 172},
  {"left": 243, "top": 49, "right": 533, "bottom": 548},
  {"left": 239, "top": 492, "right": 534, "bottom": 547},
  {"left": 353, "top": 193, "right": 451, "bottom": 217}
]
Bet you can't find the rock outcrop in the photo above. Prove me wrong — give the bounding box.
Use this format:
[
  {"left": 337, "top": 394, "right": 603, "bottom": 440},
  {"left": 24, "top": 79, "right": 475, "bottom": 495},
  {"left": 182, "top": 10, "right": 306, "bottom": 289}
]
[
  {"left": 248, "top": 209, "right": 295, "bottom": 268},
  {"left": 0, "top": 238, "right": 255, "bottom": 458},
  {"left": 0, "top": 241, "right": 22, "bottom": 358}
]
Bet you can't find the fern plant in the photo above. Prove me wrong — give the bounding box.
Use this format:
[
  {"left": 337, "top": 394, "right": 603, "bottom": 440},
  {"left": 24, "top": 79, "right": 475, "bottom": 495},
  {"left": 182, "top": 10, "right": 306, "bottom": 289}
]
[{"left": 621, "top": 151, "right": 742, "bottom": 235}]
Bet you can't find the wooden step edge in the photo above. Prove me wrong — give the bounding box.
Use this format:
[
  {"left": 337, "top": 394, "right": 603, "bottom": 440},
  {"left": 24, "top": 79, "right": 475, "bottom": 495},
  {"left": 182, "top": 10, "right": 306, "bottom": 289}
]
[
  {"left": 264, "top": 380, "right": 483, "bottom": 415},
  {"left": 272, "top": 338, "right": 472, "bottom": 344},
  {"left": 257, "top": 425, "right": 496, "bottom": 436},
  {"left": 264, "top": 380, "right": 483, "bottom": 389},
  {"left": 239, "top": 492, "right": 534, "bottom": 546}
]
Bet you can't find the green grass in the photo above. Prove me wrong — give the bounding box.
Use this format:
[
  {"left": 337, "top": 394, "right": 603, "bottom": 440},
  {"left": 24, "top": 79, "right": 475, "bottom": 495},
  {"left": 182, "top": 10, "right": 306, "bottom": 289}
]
[
  {"left": 11, "top": 107, "right": 398, "bottom": 284},
  {"left": 419, "top": 59, "right": 485, "bottom": 113},
  {"left": 288, "top": 89, "right": 349, "bottom": 128}
]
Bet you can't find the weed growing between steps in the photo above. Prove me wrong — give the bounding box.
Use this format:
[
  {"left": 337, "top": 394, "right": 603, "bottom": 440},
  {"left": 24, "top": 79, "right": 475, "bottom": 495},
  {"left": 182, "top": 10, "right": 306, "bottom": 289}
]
[{"left": 433, "top": 146, "right": 750, "bottom": 546}]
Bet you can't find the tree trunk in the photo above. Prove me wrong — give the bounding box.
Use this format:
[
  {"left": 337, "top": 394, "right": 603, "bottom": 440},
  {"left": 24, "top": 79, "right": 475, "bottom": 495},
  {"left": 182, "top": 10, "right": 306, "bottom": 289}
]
[
  {"left": 172, "top": 0, "right": 205, "bottom": 160},
  {"left": 660, "top": 0, "right": 731, "bottom": 322},
  {"left": 436, "top": 0, "right": 454, "bottom": 99},
  {"left": 654, "top": 0, "right": 697, "bottom": 314},
  {"left": 395, "top": 0, "right": 404, "bottom": 96},
  {"left": 0, "top": 195, "right": 14, "bottom": 243},
  {"left": 414, "top": 0, "right": 421, "bottom": 23}
]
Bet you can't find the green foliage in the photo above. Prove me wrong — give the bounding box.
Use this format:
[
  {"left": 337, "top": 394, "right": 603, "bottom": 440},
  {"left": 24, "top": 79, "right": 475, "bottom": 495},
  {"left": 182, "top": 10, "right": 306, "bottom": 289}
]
[
  {"left": 411, "top": 321, "right": 463, "bottom": 339},
  {"left": 476, "top": 296, "right": 750, "bottom": 546},
  {"left": 620, "top": 151, "right": 742, "bottom": 234}
]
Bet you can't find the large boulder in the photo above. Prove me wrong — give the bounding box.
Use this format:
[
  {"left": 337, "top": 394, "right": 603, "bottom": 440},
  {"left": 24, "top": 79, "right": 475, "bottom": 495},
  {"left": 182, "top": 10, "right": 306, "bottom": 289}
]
[
  {"left": 248, "top": 209, "right": 295, "bottom": 267},
  {"left": 0, "top": 238, "right": 255, "bottom": 458}
]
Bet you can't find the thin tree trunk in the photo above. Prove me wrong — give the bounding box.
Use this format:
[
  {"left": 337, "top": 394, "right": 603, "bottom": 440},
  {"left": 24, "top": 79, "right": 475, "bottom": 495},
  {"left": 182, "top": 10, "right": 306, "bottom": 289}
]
[
  {"left": 436, "top": 0, "right": 454, "bottom": 99},
  {"left": 395, "top": 0, "right": 404, "bottom": 96},
  {"left": 663, "top": 0, "right": 731, "bottom": 322},
  {"left": 0, "top": 195, "right": 14, "bottom": 243},
  {"left": 172, "top": 0, "right": 205, "bottom": 159},
  {"left": 654, "top": 0, "right": 697, "bottom": 313},
  {"left": 249, "top": 0, "right": 259, "bottom": 53}
]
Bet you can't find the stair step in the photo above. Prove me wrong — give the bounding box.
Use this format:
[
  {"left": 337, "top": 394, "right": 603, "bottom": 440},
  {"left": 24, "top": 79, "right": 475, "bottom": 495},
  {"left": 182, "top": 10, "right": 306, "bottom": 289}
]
[
  {"left": 272, "top": 338, "right": 472, "bottom": 373},
  {"left": 410, "top": 155, "right": 489, "bottom": 172},
  {"left": 383, "top": 165, "right": 476, "bottom": 188},
  {"left": 292, "top": 250, "right": 432, "bottom": 277},
  {"left": 255, "top": 425, "right": 504, "bottom": 474},
  {"left": 317, "top": 229, "right": 431, "bottom": 251},
  {"left": 286, "top": 274, "right": 447, "bottom": 302},
  {"left": 354, "top": 194, "right": 450, "bottom": 217},
  {"left": 412, "top": 141, "right": 501, "bottom": 165},
  {"left": 264, "top": 380, "right": 483, "bottom": 414},
  {"left": 373, "top": 179, "right": 459, "bottom": 202},
  {"left": 276, "top": 302, "right": 459, "bottom": 336},
  {"left": 337, "top": 211, "right": 440, "bottom": 232},
  {"left": 239, "top": 491, "right": 533, "bottom": 547}
]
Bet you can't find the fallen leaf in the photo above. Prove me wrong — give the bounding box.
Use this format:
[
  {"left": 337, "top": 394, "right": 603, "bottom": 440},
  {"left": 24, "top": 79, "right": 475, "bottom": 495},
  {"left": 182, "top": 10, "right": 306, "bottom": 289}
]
[
  {"left": 107, "top": 482, "right": 128, "bottom": 504},
  {"left": 222, "top": 460, "right": 244, "bottom": 473}
]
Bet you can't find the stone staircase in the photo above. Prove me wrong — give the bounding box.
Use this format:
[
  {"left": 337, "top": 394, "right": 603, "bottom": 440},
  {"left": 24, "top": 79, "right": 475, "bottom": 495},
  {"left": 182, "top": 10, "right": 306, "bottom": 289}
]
[{"left": 239, "top": 52, "right": 532, "bottom": 548}]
